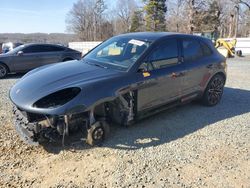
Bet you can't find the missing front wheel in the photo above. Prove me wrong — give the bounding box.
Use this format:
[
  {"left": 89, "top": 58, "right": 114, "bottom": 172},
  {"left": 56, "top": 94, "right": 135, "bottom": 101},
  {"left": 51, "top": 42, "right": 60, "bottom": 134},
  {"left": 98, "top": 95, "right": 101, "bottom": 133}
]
[{"left": 86, "top": 121, "right": 110, "bottom": 146}]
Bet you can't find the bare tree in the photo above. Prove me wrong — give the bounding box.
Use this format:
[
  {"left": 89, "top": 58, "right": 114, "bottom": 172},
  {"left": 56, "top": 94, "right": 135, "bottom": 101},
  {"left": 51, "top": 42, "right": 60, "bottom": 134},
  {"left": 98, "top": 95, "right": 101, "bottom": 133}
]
[
  {"left": 232, "top": 0, "right": 250, "bottom": 37},
  {"left": 167, "top": 0, "right": 187, "bottom": 32},
  {"left": 188, "top": 0, "right": 195, "bottom": 33},
  {"left": 219, "top": 0, "right": 250, "bottom": 37},
  {"left": 115, "top": 0, "right": 137, "bottom": 33},
  {"left": 65, "top": 0, "right": 250, "bottom": 41},
  {"left": 239, "top": 0, "right": 250, "bottom": 9},
  {"left": 66, "top": 0, "right": 107, "bottom": 41},
  {"left": 175, "top": 0, "right": 185, "bottom": 32},
  {"left": 93, "top": 0, "right": 106, "bottom": 40},
  {"left": 186, "top": 0, "right": 209, "bottom": 33}
]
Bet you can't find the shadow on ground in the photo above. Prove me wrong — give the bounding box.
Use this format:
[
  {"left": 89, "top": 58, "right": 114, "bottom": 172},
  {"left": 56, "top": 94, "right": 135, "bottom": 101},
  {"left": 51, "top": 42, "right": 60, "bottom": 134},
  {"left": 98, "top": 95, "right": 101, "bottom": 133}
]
[{"left": 42, "top": 87, "right": 250, "bottom": 153}]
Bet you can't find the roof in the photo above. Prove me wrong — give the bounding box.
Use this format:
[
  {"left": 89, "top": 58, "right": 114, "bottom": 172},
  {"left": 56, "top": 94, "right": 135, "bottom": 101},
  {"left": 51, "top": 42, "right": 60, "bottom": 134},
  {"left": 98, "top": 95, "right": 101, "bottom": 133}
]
[
  {"left": 117, "top": 32, "right": 176, "bottom": 41},
  {"left": 23, "top": 43, "right": 65, "bottom": 47},
  {"left": 116, "top": 32, "right": 209, "bottom": 42}
]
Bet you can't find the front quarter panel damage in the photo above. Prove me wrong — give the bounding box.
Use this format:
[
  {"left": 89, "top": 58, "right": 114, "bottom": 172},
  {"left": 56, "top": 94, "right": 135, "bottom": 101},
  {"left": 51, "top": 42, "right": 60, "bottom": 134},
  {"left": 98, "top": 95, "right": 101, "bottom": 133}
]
[{"left": 10, "top": 66, "right": 139, "bottom": 145}]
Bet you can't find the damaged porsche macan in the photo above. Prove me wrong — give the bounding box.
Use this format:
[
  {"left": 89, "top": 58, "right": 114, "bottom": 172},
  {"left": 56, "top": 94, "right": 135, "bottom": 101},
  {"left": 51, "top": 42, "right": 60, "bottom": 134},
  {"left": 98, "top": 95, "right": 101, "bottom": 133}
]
[{"left": 9, "top": 32, "right": 227, "bottom": 146}]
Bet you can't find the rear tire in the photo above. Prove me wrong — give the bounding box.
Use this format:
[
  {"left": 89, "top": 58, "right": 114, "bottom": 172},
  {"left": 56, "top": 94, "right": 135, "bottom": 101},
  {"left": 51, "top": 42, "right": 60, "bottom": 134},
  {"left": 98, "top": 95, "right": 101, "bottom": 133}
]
[
  {"left": 202, "top": 74, "right": 225, "bottom": 106},
  {"left": 236, "top": 50, "right": 242, "bottom": 57},
  {"left": 86, "top": 121, "right": 110, "bottom": 146},
  {"left": 0, "top": 64, "right": 8, "bottom": 78}
]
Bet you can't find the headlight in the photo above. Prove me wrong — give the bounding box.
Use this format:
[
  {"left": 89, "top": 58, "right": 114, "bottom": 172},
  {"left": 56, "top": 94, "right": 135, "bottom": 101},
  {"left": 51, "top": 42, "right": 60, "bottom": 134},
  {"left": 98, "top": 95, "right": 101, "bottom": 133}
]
[{"left": 33, "top": 87, "right": 81, "bottom": 108}]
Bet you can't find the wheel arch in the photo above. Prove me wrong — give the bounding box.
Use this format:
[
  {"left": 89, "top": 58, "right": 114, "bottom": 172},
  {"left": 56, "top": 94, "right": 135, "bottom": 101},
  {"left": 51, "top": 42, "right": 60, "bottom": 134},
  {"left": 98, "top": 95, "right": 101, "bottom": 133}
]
[
  {"left": 75, "top": 90, "right": 136, "bottom": 125},
  {"left": 215, "top": 72, "right": 226, "bottom": 82},
  {"left": 205, "top": 71, "right": 226, "bottom": 89}
]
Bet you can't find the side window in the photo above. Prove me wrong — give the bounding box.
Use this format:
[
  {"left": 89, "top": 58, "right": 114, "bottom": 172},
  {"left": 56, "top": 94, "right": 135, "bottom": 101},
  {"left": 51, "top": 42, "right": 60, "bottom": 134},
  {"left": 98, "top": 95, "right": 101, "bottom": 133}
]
[
  {"left": 23, "top": 45, "right": 64, "bottom": 53},
  {"left": 200, "top": 42, "right": 213, "bottom": 56},
  {"left": 149, "top": 39, "right": 179, "bottom": 70},
  {"left": 23, "top": 45, "right": 47, "bottom": 53},
  {"left": 23, "top": 46, "right": 36, "bottom": 53},
  {"left": 182, "top": 39, "right": 203, "bottom": 62},
  {"left": 47, "top": 46, "right": 65, "bottom": 52}
]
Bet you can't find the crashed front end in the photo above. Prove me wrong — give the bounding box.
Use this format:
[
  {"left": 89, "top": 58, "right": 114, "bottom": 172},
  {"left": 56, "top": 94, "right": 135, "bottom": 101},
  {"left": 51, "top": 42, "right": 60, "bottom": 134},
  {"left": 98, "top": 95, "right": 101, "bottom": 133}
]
[
  {"left": 13, "top": 106, "right": 42, "bottom": 145},
  {"left": 9, "top": 60, "right": 132, "bottom": 146},
  {"left": 10, "top": 85, "right": 88, "bottom": 145},
  {"left": 12, "top": 106, "right": 88, "bottom": 145}
]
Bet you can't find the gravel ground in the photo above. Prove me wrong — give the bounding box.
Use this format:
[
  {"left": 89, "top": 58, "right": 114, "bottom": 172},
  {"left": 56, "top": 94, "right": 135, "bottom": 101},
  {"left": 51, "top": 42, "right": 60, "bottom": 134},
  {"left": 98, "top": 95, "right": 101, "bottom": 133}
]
[{"left": 0, "top": 57, "right": 250, "bottom": 188}]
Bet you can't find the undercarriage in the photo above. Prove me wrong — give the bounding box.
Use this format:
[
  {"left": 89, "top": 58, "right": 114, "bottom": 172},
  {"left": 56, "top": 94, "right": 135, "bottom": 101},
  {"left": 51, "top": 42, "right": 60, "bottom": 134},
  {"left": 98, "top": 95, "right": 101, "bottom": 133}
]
[{"left": 13, "top": 91, "right": 136, "bottom": 146}]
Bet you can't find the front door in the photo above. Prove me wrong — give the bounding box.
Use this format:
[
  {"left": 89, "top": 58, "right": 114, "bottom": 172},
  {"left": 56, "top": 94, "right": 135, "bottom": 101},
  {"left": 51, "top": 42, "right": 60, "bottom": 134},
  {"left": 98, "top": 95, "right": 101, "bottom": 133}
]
[
  {"left": 12, "top": 45, "right": 44, "bottom": 72},
  {"left": 137, "top": 38, "right": 186, "bottom": 112}
]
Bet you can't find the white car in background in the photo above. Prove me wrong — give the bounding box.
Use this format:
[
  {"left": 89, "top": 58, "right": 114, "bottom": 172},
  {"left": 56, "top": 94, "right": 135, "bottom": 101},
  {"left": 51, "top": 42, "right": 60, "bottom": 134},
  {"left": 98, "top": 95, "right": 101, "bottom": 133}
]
[{"left": 2, "top": 42, "right": 23, "bottom": 53}]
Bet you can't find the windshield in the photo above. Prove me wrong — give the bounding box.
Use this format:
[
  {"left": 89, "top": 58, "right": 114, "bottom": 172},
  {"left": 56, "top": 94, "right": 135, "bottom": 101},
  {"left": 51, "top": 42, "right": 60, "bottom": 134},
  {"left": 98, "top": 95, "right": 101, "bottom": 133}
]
[
  {"left": 7, "top": 45, "right": 25, "bottom": 54},
  {"left": 84, "top": 37, "right": 151, "bottom": 71}
]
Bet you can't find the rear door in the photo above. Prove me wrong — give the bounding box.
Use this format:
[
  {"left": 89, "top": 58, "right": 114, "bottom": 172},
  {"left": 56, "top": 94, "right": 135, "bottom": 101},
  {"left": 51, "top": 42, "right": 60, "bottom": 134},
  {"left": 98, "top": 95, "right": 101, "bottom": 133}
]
[
  {"left": 180, "top": 38, "right": 214, "bottom": 97},
  {"left": 39, "top": 45, "right": 65, "bottom": 65},
  {"left": 137, "top": 38, "right": 186, "bottom": 112}
]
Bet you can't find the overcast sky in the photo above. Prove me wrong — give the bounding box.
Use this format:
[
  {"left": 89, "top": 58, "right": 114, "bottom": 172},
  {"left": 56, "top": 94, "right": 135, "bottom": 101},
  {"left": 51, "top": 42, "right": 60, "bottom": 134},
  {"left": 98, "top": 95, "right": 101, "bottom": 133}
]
[{"left": 0, "top": 0, "right": 114, "bottom": 34}]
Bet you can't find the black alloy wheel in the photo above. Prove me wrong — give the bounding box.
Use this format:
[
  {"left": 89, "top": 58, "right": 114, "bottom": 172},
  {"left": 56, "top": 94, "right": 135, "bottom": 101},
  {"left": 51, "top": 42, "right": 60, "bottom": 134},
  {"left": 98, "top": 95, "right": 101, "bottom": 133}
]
[
  {"left": 203, "top": 74, "right": 225, "bottom": 106},
  {"left": 0, "top": 64, "right": 8, "bottom": 78}
]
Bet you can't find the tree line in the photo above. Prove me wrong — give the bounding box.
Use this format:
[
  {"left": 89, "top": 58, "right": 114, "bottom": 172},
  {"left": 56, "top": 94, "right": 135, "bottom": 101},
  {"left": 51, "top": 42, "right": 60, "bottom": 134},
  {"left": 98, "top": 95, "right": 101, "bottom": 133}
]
[
  {"left": 0, "top": 33, "right": 77, "bottom": 45},
  {"left": 66, "top": 0, "right": 250, "bottom": 41}
]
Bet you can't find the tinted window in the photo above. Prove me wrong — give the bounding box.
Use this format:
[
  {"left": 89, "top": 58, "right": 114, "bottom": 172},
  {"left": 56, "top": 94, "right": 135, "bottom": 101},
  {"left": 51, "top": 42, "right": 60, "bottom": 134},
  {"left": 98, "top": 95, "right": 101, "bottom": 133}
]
[
  {"left": 23, "top": 45, "right": 48, "bottom": 53},
  {"left": 182, "top": 39, "right": 203, "bottom": 61},
  {"left": 48, "top": 46, "right": 65, "bottom": 52},
  {"left": 149, "top": 39, "right": 179, "bottom": 69},
  {"left": 23, "top": 46, "right": 38, "bottom": 53},
  {"left": 200, "top": 42, "right": 213, "bottom": 56},
  {"left": 23, "top": 45, "right": 64, "bottom": 53}
]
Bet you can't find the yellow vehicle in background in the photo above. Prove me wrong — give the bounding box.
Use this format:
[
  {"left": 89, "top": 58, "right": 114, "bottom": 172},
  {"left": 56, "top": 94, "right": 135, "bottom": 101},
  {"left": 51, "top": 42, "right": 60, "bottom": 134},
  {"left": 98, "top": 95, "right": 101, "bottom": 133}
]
[
  {"left": 215, "top": 38, "right": 242, "bottom": 57},
  {"left": 194, "top": 30, "right": 242, "bottom": 58}
]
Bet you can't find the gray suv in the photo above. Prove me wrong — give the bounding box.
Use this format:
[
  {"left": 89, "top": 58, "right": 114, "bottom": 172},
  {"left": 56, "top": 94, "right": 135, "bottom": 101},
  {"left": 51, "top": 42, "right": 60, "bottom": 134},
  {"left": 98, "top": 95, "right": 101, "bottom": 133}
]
[
  {"left": 10, "top": 32, "right": 227, "bottom": 146},
  {"left": 0, "top": 43, "right": 81, "bottom": 78}
]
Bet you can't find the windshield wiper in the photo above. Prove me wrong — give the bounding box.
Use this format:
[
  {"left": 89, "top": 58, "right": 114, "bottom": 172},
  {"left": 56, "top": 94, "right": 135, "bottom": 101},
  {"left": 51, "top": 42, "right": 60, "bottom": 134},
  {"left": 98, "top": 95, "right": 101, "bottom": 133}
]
[{"left": 86, "top": 61, "right": 108, "bottom": 69}]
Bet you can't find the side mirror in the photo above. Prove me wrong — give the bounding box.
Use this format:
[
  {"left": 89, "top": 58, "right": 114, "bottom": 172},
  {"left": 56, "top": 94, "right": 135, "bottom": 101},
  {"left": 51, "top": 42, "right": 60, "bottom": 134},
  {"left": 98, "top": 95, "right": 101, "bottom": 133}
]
[
  {"left": 17, "top": 51, "right": 23, "bottom": 56},
  {"left": 138, "top": 67, "right": 147, "bottom": 73},
  {"left": 138, "top": 63, "right": 149, "bottom": 73}
]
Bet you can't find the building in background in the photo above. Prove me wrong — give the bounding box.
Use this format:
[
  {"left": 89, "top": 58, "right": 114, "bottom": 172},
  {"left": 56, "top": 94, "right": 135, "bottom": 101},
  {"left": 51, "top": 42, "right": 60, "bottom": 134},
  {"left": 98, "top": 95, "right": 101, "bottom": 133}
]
[{"left": 68, "top": 41, "right": 102, "bottom": 55}]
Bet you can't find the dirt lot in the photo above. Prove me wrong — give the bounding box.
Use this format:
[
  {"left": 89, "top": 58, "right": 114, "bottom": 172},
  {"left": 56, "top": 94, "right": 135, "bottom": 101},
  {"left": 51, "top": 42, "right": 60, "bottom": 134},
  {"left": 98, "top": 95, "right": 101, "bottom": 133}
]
[{"left": 0, "top": 57, "right": 250, "bottom": 188}]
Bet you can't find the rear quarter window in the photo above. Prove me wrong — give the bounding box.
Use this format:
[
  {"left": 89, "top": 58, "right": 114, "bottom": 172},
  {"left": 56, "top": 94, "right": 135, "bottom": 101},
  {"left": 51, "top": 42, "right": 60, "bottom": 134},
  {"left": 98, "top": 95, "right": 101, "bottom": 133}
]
[
  {"left": 182, "top": 39, "right": 203, "bottom": 62},
  {"left": 200, "top": 41, "right": 213, "bottom": 56},
  {"left": 48, "top": 46, "right": 65, "bottom": 52}
]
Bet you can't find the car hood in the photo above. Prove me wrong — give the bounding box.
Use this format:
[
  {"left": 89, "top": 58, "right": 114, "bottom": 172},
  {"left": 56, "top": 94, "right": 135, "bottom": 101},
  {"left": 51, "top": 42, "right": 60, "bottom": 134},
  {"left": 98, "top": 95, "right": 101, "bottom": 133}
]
[{"left": 10, "top": 60, "right": 121, "bottom": 108}]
